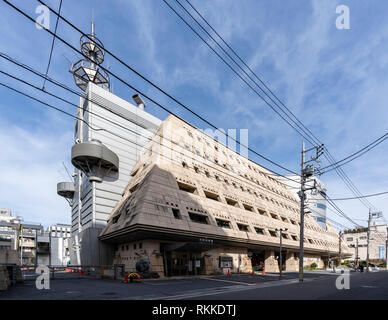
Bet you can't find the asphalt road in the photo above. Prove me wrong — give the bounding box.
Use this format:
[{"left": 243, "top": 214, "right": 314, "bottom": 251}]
[{"left": 1, "top": 270, "right": 387, "bottom": 300}]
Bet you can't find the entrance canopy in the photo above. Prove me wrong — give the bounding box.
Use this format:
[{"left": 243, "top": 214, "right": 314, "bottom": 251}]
[{"left": 163, "top": 241, "right": 219, "bottom": 253}]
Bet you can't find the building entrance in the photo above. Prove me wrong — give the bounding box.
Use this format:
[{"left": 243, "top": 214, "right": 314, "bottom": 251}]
[
  {"left": 164, "top": 251, "right": 204, "bottom": 276},
  {"left": 250, "top": 251, "right": 265, "bottom": 271},
  {"left": 161, "top": 241, "right": 217, "bottom": 277}
]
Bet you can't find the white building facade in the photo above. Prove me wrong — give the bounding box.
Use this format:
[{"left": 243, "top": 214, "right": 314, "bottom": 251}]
[
  {"left": 344, "top": 224, "right": 387, "bottom": 262},
  {"left": 69, "top": 82, "right": 161, "bottom": 265}
]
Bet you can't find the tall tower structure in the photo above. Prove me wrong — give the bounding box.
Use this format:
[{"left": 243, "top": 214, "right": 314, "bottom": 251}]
[
  {"left": 70, "top": 22, "right": 110, "bottom": 92},
  {"left": 62, "top": 22, "right": 162, "bottom": 266}
]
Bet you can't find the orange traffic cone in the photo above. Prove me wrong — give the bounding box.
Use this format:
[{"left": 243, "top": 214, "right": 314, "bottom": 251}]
[
  {"left": 262, "top": 269, "right": 265, "bottom": 276},
  {"left": 137, "top": 273, "right": 142, "bottom": 282},
  {"left": 227, "top": 268, "right": 231, "bottom": 276},
  {"left": 124, "top": 273, "right": 128, "bottom": 283}
]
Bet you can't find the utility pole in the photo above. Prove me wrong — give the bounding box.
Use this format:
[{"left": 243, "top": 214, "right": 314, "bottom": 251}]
[
  {"left": 339, "top": 231, "right": 342, "bottom": 266},
  {"left": 385, "top": 237, "right": 388, "bottom": 270},
  {"left": 366, "top": 209, "right": 382, "bottom": 272},
  {"left": 356, "top": 238, "right": 359, "bottom": 268},
  {"left": 298, "top": 141, "right": 306, "bottom": 283},
  {"left": 276, "top": 228, "right": 288, "bottom": 277},
  {"left": 366, "top": 209, "right": 371, "bottom": 272},
  {"left": 298, "top": 141, "right": 324, "bottom": 282}
]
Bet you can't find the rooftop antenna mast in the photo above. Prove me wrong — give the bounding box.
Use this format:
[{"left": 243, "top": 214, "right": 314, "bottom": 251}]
[{"left": 70, "top": 21, "right": 110, "bottom": 92}]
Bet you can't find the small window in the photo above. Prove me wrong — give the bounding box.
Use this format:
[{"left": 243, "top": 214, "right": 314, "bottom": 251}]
[
  {"left": 281, "top": 233, "right": 288, "bottom": 239},
  {"left": 281, "top": 217, "right": 288, "bottom": 222},
  {"left": 255, "top": 227, "right": 264, "bottom": 235},
  {"left": 129, "top": 183, "right": 139, "bottom": 193},
  {"left": 270, "top": 213, "right": 279, "bottom": 220},
  {"left": 269, "top": 230, "right": 277, "bottom": 237},
  {"left": 204, "top": 191, "right": 220, "bottom": 202},
  {"left": 178, "top": 182, "right": 197, "bottom": 194},
  {"left": 258, "top": 209, "right": 266, "bottom": 216},
  {"left": 290, "top": 220, "right": 297, "bottom": 225},
  {"left": 225, "top": 198, "right": 239, "bottom": 207},
  {"left": 291, "top": 235, "right": 298, "bottom": 241},
  {"left": 112, "top": 214, "right": 121, "bottom": 224},
  {"left": 188, "top": 212, "right": 208, "bottom": 224},
  {"left": 237, "top": 224, "right": 249, "bottom": 232},
  {"left": 243, "top": 204, "right": 254, "bottom": 212},
  {"left": 139, "top": 243, "right": 143, "bottom": 249},
  {"left": 172, "top": 208, "right": 181, "bottom": 219},
  {"left": 194, "top": 166, "right": 199, "bottom": 173},
  {"left": 216, "top": 219, "right": 231, "bottom": 229}
]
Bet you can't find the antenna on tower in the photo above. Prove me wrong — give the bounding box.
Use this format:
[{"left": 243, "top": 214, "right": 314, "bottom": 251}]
[{"left": 70, "top": 21, "right": 110, "bottom": 92}]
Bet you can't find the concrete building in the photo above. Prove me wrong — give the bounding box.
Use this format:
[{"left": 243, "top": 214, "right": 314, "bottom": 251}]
[
  {"left": 0, "top": 209, "right": 72, "bottom": 266},
  {"left": 67, "top": 83, "right": 161, "bottom": 266},
  {"left": 57, "top": 22, "right": 162, "bottom": 266},
  {"left": 0, "top": 209, "right": 18, "bottom": 250},
  {"left": 282, "top": 175, "right": 327, "bottom": 230},
  {"left": 344, "top": 224, "right": 387, "bottom": 263},
  {"left": 99, "top": 115, "right": 349, "bottom": 276},
  {"left": 37, "top": 224, "right": 71, "bottom": 266},
  {"left": 0, "top": 209, "right": 44, "bottom": 265}
]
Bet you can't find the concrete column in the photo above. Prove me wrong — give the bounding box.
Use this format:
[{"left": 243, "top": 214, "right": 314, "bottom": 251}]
[
  {"left": 285, "top": 252, "right": 298, "bottom": 271},
  {"left": 265, "top": 250, "right": 279, "bottom": 273}
]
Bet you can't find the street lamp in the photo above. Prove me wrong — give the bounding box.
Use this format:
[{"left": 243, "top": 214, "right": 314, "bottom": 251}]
[{"left": 275, "top": 228, "right": 288, "bottom": 277}]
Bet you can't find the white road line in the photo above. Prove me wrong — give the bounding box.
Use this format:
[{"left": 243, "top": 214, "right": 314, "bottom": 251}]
[{"left": 199, "top": 276, "right": 255, "bottom": 286}]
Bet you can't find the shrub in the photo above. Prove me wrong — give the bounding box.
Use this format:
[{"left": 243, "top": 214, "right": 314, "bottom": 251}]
[{"left": 310, "top": 262, "right": 318, "bottom": 270}]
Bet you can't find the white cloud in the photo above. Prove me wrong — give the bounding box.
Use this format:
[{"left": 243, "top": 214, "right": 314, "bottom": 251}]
[{"left": 0, "top": 118, "right": 73, "bottom": 228}]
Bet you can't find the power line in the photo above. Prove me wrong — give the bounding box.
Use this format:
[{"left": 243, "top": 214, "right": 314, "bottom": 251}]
[
  {"left": 310, "top": 190, "right": 388, "bottom": 201},
  {"left": 0, "top": 51, "right": 301, "bottom": 187},
  {"left": 42, "top": 0, "right": 62, "bottom": 90},
  {"left": 0, "top": 75, "right": 301, "bottom": 205},
  {"left": 6, "top": 0, "right": 379, "bottom": 222},
  {"left": 31, "top": 0, "right": 299, "bottom": 176},
  {"left": 169, "top": 0, "right": 318, "bottom": 147},
  {"left": 162, "top": 0, "right": 382, "bottom": 217},
  {"left": 321, "top": 132, "right": 388, "bottom": 173},
  {"left": 36, "top": 0, "right": 378, "bottom": 217}
]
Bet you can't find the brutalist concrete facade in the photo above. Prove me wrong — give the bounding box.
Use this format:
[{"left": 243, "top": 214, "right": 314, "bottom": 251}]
[{"left": 99, "top": 115, "right": 349, "bottom": 276}]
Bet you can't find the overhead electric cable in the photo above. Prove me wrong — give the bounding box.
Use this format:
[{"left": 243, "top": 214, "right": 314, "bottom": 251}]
[{"left": 5, "top": 0, "right": 300, "bottom": 178}]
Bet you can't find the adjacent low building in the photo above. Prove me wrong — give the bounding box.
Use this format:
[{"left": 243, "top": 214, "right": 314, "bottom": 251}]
[
  {"left": 344, "top": 223, "right": 387, "bottom": 263},
  {"left": 0, "top": 209, "right": 72, "bottom": 266},
  {"left": 99, "top": 115, "right": 349, "bottom": 277}
]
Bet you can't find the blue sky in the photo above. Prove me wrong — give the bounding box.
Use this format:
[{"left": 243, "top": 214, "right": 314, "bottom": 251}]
[{"left": 0, "top": 0, "right": 387, "bottom": 229}]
